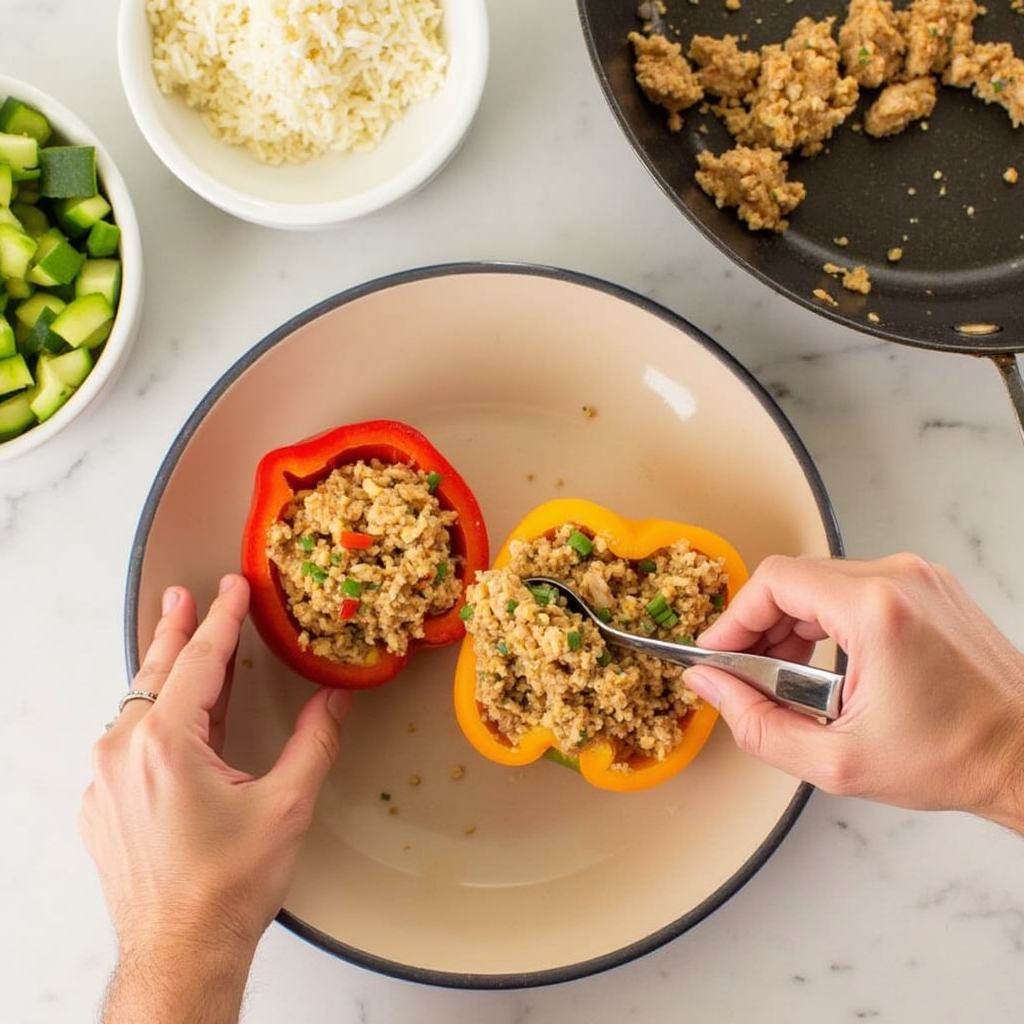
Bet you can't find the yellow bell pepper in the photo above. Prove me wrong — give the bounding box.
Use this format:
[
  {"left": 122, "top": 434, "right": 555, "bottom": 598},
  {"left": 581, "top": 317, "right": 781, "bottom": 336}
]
[{"left": 453, "top": 498, "right": 749, "bottom": 793}]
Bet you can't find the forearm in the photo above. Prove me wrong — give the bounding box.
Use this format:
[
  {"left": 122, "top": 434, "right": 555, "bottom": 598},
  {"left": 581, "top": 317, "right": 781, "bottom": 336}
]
[{"left": 102, "top": 935, "right": 256, "bottom": 1024}]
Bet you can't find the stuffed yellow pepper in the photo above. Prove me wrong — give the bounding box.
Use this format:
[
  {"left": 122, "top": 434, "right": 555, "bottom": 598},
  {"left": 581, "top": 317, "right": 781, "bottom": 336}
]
[{"left": 454, "top": 498, "right": 748, "bottom": 792}]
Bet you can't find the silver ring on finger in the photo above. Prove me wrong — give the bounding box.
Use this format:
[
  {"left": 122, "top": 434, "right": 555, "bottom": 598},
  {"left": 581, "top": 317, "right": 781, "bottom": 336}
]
[{"left": 105, "top": 689, "right": 160, "bottom": 730}]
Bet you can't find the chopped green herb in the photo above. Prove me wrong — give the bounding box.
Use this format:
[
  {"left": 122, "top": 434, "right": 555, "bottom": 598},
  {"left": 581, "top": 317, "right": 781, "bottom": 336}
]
[
  {"left": 566, "top": 630, "right": 582, "bottom": 651},
  {"left": 426, "top": 470, "right": 442, "bottom": 494},
  {"left": 364, "top": 581, "right": 382, "bottom": 590},
  {"left": 596, "top": 650, "right": 612, "bottom": 668},
  {"left": 595, "top": 607, "right": 613, "bottom": 624},
  {"left": 298, "top": 534, "right": 315, "bottom": 552},
  {"left": 659, "top": 611, "right": 680, "bottom": 630},
  {"left": 341, "top": 577, "right": 362, "bottom": 598},
  {"left": 858, "top": 46, "right": 870, "bottom": 64},
  {"left": 576, "top": 729, "right": 588, "bottom": 747},
  {"left": 992, "top": 78, "right": 1007, "bottom": 93},
  {"left": 639, "top": 617, "right": 658, "bottom": 636},
  {"left": 567, "top": 529, "right": 594, "bottom": 558},
  {"left": 380, "top": 791, "right": 391, "bottom": 801},
  {"left": 505, "top": 599, "right": 519, "bottom": 614},
  {"left": 646, "top": 592, "right": 669, "bottom": 618},
  {"left": 459, "top": 603, "right": 475, "bottom": 621},
  {"left": 676, "top": 633, "right": 695, "bottom": 646},
  {"left": 637, "top": 558, "right": 657, "bottom": 573},
  {"left": 496, "top": 641, "right": 509, "bottom": 656},
  {"left": 433, "top": 561, "right": 449, "bottom": 584},
  {"left": 528, "top": 583, "right": 556, "bottom": 607},
  {"left": 302, "top": 561, "right": 328, "bottom": 584},
  {"left": 710, "top": 593, "right": 725, "bottom": 608},
  {"left": 330, "top": 552, "right": 343, "bottom": 564}
]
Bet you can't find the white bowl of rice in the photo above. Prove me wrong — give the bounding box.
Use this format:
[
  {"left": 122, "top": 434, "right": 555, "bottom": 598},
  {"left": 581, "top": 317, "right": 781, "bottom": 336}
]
[{"left": 117, "top": 0, "right": 489, "bottom": 230}]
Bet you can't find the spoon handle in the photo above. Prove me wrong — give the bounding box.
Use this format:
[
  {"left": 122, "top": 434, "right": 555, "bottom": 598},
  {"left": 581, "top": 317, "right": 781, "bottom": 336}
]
[{"left": 604, "top": 628, "right": 844, "bottom": 720}]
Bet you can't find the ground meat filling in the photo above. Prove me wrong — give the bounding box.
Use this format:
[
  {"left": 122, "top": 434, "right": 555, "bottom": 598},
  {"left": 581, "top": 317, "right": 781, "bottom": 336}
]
[
  {"left": 266, "top": 459, "right": 463, "bottom": 664},
  {"left": 464, "top": 524, "right": 728, "bottom": 767}
]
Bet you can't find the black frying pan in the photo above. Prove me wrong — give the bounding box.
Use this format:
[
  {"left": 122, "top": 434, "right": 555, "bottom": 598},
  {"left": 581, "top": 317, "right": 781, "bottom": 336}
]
[{"left": 578, "top": 0, "right": 1024, "bottom": 437}]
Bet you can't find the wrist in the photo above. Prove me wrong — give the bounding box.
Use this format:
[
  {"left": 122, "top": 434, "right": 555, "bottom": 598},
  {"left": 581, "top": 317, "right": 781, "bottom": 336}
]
[{"left": 105, "top": 927, "right": 258, "bottom": 1024}]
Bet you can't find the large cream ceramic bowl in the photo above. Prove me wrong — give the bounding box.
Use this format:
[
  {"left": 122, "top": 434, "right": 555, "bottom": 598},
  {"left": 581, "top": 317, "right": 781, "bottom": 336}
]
[
  {"left": 117, "top": 0, "right": 488, "bottom": 230},
  {"left": 126, "top": 264, "right": 841, "bottom": 987}
]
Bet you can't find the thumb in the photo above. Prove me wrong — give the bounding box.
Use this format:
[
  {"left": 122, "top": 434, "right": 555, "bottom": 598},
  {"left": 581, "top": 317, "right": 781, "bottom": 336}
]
[
  {"left": 268, "top": 687, "right": 351, "bottom": 797},
  {"left": 684, "top": 666, "right": 831, "bottom": 780}
]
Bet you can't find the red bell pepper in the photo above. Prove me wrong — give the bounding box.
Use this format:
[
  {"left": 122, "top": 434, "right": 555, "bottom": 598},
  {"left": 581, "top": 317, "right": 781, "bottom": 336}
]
[{"left": 241, "top": 419, "right": 489, "bottom": 689}]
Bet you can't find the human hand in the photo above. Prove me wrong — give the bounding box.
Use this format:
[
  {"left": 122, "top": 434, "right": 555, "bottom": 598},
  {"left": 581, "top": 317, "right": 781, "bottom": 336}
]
[
  {"left": 79, "top": 575, "right": 350, "bottom": 1021},
  {"left": 684, "top": 554, "right": 1024, "bottom": 832}
]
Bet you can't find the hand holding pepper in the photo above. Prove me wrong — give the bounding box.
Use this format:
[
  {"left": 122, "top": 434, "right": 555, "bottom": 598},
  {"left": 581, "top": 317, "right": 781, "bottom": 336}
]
[
  {"left": 79, "top": 575, "right": 350, "bottom": 1023},
  {"left": 684, "top": 554, "right": 1024, "bottom": 834}
]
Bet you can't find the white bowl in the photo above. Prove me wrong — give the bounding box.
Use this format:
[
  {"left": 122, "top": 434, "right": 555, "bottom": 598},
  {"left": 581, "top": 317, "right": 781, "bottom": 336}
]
[
  {"left": 0, "top": 75, "right": 143, "bottom": 464},
  {"left": 126, "top": 264, "right": 842, "bottom": 986},
  {"left": 116, "top": 0, "right": 489, "bottom": 230}
]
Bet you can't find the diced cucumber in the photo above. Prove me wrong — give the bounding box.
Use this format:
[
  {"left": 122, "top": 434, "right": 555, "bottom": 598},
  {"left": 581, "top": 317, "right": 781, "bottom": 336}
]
[
  {"left": 54, "top": 194, "right": 111, "bottom": 238},
  {"left": 5, "top": 276, "right": 33, "bottom": 300},
  {"left": 0, "top": 98, "right": 52, "bottom": 146},
  {"left": 14, "top": 291, "right": 65, "bottom": 328},
  {"left": 10, "top": 201, "right": 48, "bottom": 237},
  {"left": 75, "top": 259, "right": 121, "bottom": 307},
  {"left": 49, "top": 292, "right": 113, "bottom": 349},
  {"left": 41, "top": 346, "right": 92, "bottom": 387},
  {"left": 0, "top": 314, "right": 14, "bottom": 358},
  {"left": 28, "top": 233, "right": 84, "bottom": 286},
  {"left": 0, "top": 223, "right": 37, "bottom": 279},
  {"left": 0, "top": 388, "right": 36, "bottom": 440},
  {"left": 39, "top": 145, "right": 96, "bottom": 199},
  {"left": 0, "top": 132, "right": 39, "bottom": 174},
  {"left": 86, "top": 220, "right": 120, "bottom": 257},
  {"left": 29, "top": 357, "right": 73, "bottom": 421},
  {"left": 0, "top": 97, "right": 123, "bottom": 447},
  {"left": 17, "top": 305, "right": 66, "bottom": 357},
  {"left": 0, "top": 207, "right": 22, "bottom": 230},
  {"left": 0, "top": 352, "right": 33, "bottom": 395}
]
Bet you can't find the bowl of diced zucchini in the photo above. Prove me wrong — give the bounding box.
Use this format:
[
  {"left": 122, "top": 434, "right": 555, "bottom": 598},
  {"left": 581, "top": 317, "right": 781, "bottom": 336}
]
[{"left": 0, "top": 74, "right": 142, "bottom": 461}]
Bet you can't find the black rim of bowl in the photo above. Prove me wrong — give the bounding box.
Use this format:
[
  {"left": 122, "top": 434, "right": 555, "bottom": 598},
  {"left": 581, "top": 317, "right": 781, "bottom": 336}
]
[{"left": 124, "top": 260, "right": 842, "bottom": 990}]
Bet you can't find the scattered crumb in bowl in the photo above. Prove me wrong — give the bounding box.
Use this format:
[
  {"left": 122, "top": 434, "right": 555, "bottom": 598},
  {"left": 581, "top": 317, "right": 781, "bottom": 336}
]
[{"left": 147, "top": 0, "right": 448, "bottom": 165}]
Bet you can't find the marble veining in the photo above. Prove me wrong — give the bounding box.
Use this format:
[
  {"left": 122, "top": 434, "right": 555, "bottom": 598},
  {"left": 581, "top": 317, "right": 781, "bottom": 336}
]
[{"left": 3, "top": 0, "right": 1024, "bottom": 1021}]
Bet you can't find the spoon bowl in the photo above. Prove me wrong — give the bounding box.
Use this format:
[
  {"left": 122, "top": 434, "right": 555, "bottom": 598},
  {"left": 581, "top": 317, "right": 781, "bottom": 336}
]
[{"left": 524, "top": 576, "right": 844, "bottom": 721}]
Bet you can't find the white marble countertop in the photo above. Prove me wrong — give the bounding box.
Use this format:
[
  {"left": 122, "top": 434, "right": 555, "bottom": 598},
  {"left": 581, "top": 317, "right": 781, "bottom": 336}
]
[{"left": 3, "top": 1, "right": 1024, "bottom": 1020}]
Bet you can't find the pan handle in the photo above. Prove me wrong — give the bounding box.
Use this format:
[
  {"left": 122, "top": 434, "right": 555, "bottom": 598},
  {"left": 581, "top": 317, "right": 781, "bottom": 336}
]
[{"left": 990, "top": 355, "right": 1024, "bottom": 444}]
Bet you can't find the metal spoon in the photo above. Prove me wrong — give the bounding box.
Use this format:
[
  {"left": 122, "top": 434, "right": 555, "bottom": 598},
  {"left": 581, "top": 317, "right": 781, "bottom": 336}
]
[{"left": 524, "top": 577, "right": 844, "bottom": 721}]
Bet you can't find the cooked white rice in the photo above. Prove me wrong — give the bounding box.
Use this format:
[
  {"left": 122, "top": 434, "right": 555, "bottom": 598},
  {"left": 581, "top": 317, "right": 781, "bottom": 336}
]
[{"left": 147, "top": 0, "right": 448, "bottom": 165}]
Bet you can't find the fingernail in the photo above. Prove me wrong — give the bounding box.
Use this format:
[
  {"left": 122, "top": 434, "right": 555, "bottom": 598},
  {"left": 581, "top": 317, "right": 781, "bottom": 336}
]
[
  {"left": 218, "top": 574, "right": 238, "bottom": 595},
  {"left": 162, "top": 587, "right": 181, "bottom": 615},
  {"left": 685, "top": 669, "right": 721, "bottom": 710},
  {"left": 327, "top": 689, "right": 352, "bottom": 724}
]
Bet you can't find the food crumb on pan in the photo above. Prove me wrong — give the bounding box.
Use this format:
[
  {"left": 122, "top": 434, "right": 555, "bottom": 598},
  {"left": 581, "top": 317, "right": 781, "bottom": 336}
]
[
  {"left": 725, "top": 0, "right": 742, "bottom": 10},
  {"left": 1004, "top": 166, "right": 1019, "bottom": 184},
  {"left": 965, "top": 204, "right": 976, "bottom": 216},
  {"left": 813, "top": 287, "right": 840, "bottom": 307},
  {"left": 867, "top": 311, "right": 882, "bottom": 324},
  {"left": 908, "top": 186, "right": 918, "bottom": 195},
  {"left": 833, "top": 235, "right": 850, "bottom": 247},
  {"left": 887, "top": 246, "right": 904, "bottom": 261}
]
